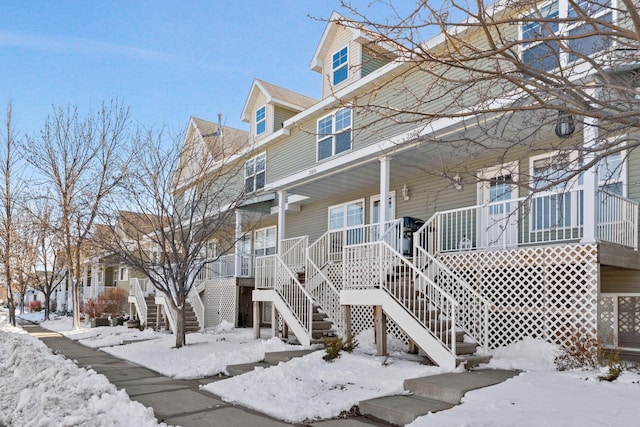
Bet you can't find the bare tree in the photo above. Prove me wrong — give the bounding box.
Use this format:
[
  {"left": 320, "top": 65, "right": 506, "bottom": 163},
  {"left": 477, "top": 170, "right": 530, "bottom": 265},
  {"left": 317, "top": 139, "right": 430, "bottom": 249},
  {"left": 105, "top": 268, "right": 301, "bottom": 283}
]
[
  {"left": 0, "top": 102, "right": 23, "bottom": 326},
  {"left": 332, "top": 0, "right": 640, "bottom": 190},
  {"left": 23, "top": 100, "right": 130, "bottom": 328},
  {"left": 25, "top": 199, "right": 66, "bottom": 320},
  {"left": 101, "top": 124, "right": 255, "bottom": 348}
]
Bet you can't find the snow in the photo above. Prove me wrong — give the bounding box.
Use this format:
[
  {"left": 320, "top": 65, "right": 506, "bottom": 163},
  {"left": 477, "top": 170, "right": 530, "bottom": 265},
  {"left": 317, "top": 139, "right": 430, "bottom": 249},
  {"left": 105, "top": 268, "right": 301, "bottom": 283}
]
[{"left": 4, "top": 308, "right": 640, "bottom": 426}]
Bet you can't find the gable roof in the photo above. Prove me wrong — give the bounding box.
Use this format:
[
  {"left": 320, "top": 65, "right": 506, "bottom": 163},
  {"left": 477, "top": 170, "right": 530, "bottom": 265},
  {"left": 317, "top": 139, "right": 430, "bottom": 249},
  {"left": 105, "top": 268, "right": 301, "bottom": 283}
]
[{"left": 241, "top": 79, "right": 317, "bottom": 122}]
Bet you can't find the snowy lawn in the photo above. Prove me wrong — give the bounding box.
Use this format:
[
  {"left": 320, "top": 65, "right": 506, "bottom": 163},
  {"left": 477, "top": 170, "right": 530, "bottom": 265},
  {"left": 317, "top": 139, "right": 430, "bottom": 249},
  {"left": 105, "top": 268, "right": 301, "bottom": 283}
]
[
  {"left": 10, "top": 309, "right": 640, "bottom": 426},
  {"left": 0, "top": 309, "right": 163, "bottom": 427}
]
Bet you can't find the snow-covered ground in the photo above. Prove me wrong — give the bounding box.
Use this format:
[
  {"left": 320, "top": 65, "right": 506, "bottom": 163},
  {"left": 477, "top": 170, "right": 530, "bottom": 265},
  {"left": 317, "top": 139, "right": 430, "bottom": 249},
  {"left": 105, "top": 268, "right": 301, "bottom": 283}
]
[{"left": 4, "top": 308, "right": 640, "bottom": 426}]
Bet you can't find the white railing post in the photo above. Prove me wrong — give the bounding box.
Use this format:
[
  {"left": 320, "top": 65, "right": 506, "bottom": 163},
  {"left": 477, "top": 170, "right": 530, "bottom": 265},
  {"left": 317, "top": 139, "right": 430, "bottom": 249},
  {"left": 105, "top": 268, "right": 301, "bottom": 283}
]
[{"left": 581, "top": 116, "right": 598, "bottom": 244}]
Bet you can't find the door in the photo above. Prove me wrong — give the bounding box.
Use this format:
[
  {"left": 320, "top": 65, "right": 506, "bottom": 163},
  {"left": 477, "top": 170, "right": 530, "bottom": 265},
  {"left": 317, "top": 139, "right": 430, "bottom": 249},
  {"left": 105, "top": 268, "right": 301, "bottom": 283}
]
[
  {"left": 479, "top": 164, "right": 519, "bottom": 249},
  {"left": 370, "top": 192, "right": 396, "bottom": 243}
]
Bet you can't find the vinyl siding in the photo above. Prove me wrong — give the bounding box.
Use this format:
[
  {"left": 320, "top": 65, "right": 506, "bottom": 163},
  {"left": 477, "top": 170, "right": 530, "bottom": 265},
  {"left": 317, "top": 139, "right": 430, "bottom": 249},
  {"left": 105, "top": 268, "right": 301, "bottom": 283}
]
[
  {"left": 321, "top": 27, "right": 362, "bottom": 99},
  {"left": 273, "top": 106, "right": 297, "bottom": 132},
  {"left": 601, "top": 266, "right": 640, "bottom": 293},
  {"left": 361, "top": 46, "right": 390, "bottom": 78}
]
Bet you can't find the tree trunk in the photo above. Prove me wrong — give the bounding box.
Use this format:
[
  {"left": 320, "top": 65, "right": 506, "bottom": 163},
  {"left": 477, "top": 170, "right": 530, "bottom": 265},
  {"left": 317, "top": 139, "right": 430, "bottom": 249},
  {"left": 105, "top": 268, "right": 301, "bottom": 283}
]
[{"left": 175, "top": 305, "right": 186, "bottom": 348}]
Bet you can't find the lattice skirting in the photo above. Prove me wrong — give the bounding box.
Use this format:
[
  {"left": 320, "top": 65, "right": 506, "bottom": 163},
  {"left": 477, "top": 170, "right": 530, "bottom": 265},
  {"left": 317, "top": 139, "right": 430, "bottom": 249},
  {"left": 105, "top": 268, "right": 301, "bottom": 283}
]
[
  {"left": 203, "top": 278, "right": 237, "bottom": 328},
  {"left": 350, "top": 306, "right": 409, "bottom": 344},
  {"left": 440, "top": 243, "right": 599, "bottom": 349}
]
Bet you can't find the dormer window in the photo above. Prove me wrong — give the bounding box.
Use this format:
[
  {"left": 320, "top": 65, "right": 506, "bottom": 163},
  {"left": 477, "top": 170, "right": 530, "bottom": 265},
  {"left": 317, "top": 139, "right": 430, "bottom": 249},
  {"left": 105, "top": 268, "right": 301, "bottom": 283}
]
[
  {"left": 256, "top": 106, "right": 266, "bottom": 135},
  {"left": 332, "top": 46, "right": 348, "bottom": 85}
]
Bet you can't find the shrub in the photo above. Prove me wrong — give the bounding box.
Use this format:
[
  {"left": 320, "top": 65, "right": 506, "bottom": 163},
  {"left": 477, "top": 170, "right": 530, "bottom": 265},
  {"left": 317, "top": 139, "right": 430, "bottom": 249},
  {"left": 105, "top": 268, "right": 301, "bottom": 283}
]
[
  {"left": 82, "top": 288, "right": 129, "bottom": 319},
  {"left": 554, "top": 331, "right": 601, "bottom": 371},
  {"left": 28, "top": 300, "right": 42, "bottom": 312},
  {"left": 323, "top": 335, "right": 358, "bottom": 362}
]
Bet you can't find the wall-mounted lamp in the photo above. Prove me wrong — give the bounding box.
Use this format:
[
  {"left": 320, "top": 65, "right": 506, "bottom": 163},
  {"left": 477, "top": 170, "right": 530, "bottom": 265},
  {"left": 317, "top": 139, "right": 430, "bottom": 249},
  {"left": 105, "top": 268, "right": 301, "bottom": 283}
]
[
  {"left": 402, "top": 183, "right": 410, "bottom": 201},
  {"left": 453, "top": 173, "right": 463, "bottom": 191},
  {"left": 555, "top": 110, "right": 575, "bottom": 138}
]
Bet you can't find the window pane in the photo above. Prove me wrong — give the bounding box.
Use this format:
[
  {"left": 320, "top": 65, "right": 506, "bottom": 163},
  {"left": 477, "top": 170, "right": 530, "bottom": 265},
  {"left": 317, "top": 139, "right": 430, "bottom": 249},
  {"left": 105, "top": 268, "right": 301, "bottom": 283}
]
[
  {"left": 346, "top": 202, "right": 364, "bottom": 227},
  {"left": 318, "top": 116, "right": 332, "bottom": 138},
  {"left": 333, "top": 66, "right": 348, "bottom": 85},
  {"left": 245, "top": 177, "right": 255, "bottom": 193},
  {"left": 245, "top": 158, "right": 254, "bottom": 177},
  {"left": 333, "top": 47, "right": 348, "bottom": 69},
  {"left": 567, "top": 13, "right": 612, "bottom": 62},
  {"left": 256, "top": 120, "right": 266, "bottom": 135},
  {"left": 522, "top": 3, "right": 559, "bottom": 42},
  {"left": 255, "top": 171, "right": 265, "bottom": 190},
  {"left": 335, "top": 109, "right": 351, "bottom": 131},
  {"left": 523, "top": 41, "right": 560, "bottom": 72},
  {"left": 256, "top": 153, "right": 266, "bottom": 172},
  {"left": 318, "top": 137, "right": 333, "bottom": 160},
  {"left": 256, "top": 106, "right": 265, "bottom": 122},
  {"left": 335, "top": 130, "right": 351, "bottom": 154},
  {"left": 329, "top": 206, "right": 344, "bottom": 230}
]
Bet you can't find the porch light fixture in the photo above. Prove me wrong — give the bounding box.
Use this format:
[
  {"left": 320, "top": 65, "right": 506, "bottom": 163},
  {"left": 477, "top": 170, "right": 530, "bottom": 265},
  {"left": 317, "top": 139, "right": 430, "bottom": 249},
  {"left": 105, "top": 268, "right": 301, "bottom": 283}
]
[
  {"left": 402, "top": 183, "right": 410, "bottom": 201},
  {"left": 453, "top": 173, "right": 463, "bottom": 191},
  {"left": 555, "top": 110, "right": 576, "bottom": 138}
]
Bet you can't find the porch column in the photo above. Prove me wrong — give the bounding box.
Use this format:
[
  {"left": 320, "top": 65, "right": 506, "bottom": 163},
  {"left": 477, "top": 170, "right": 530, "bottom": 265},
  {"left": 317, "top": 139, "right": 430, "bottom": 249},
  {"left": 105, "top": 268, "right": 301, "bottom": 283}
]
[
  {"left": 253, "top": 301, "right": 261, "bottom": 339},
  {"left": 277, "top": 190, "right": 287, "bottom": 252},
  {"left": 373, "top": 305, "right": 387, "bottom": 356},
  {"left": 581, "top": 116, "right": 599, "bottom": 244},
  {"left": 234, "top": 209, "right": 243, "bottom": 276},
  {"left": 379, "top": 156, "right": 391, "bottom": 237}
]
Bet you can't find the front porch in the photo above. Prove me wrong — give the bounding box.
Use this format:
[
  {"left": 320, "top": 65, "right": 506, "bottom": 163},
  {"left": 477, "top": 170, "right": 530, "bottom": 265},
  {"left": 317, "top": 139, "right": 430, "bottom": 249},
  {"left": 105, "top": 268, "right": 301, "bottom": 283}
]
[{"left": 253, "top": 187, "right": 639, "bottom": 367}]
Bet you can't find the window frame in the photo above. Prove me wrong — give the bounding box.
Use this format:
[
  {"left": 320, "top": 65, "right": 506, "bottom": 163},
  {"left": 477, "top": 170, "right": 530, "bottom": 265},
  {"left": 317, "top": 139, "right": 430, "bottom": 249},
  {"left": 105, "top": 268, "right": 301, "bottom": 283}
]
[
  {"left": 316, "top": 108, "right": 352, "bottom": 161},
  {"left": 119, "top": 267, "right": 128, "bottom": 281},
  {"left": 328, "top": 199, "right": 365, "bottom": 231},
  {"left": 254, "top": 226, "right": 277, "bottom": 257},
  {"left": 332, "top": 45, "right": 349, "bottom": 86},
  {"left": 255, "top": 105, "right": 266, "bottom": 136},
  {"left": 244, "top": 152, "right": 266, "bottom": 194}
]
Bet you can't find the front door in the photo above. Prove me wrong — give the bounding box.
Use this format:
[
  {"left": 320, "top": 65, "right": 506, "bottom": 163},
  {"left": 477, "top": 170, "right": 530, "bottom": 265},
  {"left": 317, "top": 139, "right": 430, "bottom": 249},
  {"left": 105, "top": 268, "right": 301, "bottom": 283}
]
[{"left": 479, "top": 164, "right": 519, "bottom": 249}]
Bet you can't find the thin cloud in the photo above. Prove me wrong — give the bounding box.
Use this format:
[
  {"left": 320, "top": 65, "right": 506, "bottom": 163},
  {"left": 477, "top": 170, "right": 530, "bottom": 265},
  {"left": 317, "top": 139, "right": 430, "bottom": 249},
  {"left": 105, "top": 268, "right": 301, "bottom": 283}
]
[{"left": 0, "top": 30, "right": 174, "bottom": 62}]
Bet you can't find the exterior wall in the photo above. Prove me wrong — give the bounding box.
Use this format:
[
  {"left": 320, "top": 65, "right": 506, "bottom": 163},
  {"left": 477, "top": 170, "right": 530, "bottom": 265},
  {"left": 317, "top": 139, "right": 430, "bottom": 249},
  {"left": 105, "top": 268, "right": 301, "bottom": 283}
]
[
  {"left": 601, "top": 266, "right": 640, "bottom": 293},
  {"left": 252, "top": 91, "right": 269, "bottom": 141},
  {"left": 273, "top": 106, "right": 297, "bottom": 133},
  {"left": 361, "top": 46, "right": 390, "bottom": 77}
]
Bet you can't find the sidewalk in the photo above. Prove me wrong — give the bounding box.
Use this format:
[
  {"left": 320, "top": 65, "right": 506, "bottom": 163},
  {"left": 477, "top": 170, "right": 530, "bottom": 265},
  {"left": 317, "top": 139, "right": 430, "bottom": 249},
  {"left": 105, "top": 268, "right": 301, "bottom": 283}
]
[{"left": 22, "top": 322, "right": 391, "bottom": 427}]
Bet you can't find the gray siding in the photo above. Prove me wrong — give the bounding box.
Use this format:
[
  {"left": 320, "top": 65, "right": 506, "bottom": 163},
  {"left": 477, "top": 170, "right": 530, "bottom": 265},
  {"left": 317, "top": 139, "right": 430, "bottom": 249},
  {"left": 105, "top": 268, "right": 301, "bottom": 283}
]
[
  {"left": 601, "top": 266, "right": 640, "bottom": 293},
  {"left": 273, "top": 106, "right": 297, "bottom": 132},
  {"left": 361, "top": 47, "right": 390, "bottom": 78}
]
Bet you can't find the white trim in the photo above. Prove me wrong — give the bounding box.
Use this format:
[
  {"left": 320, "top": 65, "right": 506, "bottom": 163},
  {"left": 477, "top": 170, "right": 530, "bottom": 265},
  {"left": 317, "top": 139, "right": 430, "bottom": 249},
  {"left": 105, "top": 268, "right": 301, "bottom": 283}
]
[
  {"left": 331, "top": 44, "right": 350, "bottom": 86},
  {"left": 370, "top": 191, "right": 396, "bottom": 224},
  {"left": 255, "top": 105, "right": 266, "bottom": 136}
]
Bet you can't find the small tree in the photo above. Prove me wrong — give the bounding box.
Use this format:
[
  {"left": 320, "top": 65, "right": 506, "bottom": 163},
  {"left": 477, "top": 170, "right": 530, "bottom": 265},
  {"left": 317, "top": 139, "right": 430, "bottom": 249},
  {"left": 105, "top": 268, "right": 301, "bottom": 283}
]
[
  {"left": 23, "top": 100, "right": 131, "bottom": 329},
  {"left": 103, "top": 123, "right": 257, "bottom": 348}
]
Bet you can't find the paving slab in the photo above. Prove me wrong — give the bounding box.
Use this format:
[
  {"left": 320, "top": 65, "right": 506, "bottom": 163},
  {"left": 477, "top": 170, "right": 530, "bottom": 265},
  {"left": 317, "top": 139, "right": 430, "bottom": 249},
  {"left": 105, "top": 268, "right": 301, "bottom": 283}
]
[
  {"left": 404, "top": 369, "right": 519, "bottom": 404},
  {"left": 264, "top": 349, "right": 317, "bottom": 364},
  {"left": 100, "top": 366, "right": 162, "bottom": 384},
  {"left": 132, "top": 388, "right": 227, "bottom": 419},
  {"left": 359, "top": 395, "right": 454, "bottom": 426},
  {"left": 310, "top": 417, "right": 392, "bottom": 426},
  {"left": 167, "top": 406, "right": 292, "bottom": 427}
]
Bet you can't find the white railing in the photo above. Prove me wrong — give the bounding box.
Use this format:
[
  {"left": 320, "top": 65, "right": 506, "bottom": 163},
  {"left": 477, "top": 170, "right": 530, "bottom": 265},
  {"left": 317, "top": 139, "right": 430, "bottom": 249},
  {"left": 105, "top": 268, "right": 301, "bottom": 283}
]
[
  {"left": 155, "top": 292, "right": 177, "bottom": 334},
  {"left": 129, "top": 278, "right": 148, "bottom": 324},
  {"left": 187, "top": 287, "right": 205, "bottom": 331},
  {"left": 343, "top": 241, "right": 462, "bottom": 357},
  {"left": 415, "top": 188, "right": 638, "bottom": 255},
  {"left": 255, "top": 254, "right": 315, "bottom": 338},
  {"left": 195, "top": 254, "right": 239, "bottom": 281},
  {"left": 280, "top": 236, "right": 308, "bottom": 274},
  {"left": 597, "top": 190, "right": 639, "bottom": 250}
]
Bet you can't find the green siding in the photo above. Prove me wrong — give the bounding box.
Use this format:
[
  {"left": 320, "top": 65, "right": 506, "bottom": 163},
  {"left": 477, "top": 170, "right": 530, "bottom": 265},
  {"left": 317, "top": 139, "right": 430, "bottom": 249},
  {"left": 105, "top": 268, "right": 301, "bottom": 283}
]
[
  {"left": 273, "top": 106, "right": 297, "bottom": 132},
  {"left": 361, "top": 47, "right": 390, "bottom": 77}
]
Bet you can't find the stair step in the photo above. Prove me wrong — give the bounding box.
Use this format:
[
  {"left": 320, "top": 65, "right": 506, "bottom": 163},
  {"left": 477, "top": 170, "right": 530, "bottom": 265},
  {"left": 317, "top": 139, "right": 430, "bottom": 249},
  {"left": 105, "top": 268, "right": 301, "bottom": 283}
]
[
  {"left": 359, "top": 394, "right": 454, "bottom": 426},
  {"left": 312, "top": 312, "right": 326, "bottom": 321},
  {"left": 225, "top": 361, "right": 272, "bottom": 376},
  {"left": 456, "top": 354, "right": 492, "bottom": 369},
  {"left": 312, "top": 320, "right": 333, "bottom": 330},
  {"left": 263, "top": 349, "right": 316, "bottom": 365},
  {"left": 455, "top": 342, "right": 478, "bottom": 355},
  {"left": 404, "top": 369, "right": 520, "bottom": 404},
  {"left": 311, "top": 329, "right": 335, "bottom": 339}
]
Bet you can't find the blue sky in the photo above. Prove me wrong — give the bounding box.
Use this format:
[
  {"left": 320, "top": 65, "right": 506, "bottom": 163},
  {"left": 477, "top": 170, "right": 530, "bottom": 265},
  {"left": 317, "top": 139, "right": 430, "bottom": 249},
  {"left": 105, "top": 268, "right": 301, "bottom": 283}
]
[{"left": 0, "top": 1, "right": 406, "bottom": 136}]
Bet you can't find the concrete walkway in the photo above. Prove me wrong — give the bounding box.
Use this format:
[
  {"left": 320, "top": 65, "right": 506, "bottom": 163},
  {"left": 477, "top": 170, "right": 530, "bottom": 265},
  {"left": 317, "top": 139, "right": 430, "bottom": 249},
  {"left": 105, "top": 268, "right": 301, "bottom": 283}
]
[{"left": 21, "top": 322, "right": 390, "bottom": 427}]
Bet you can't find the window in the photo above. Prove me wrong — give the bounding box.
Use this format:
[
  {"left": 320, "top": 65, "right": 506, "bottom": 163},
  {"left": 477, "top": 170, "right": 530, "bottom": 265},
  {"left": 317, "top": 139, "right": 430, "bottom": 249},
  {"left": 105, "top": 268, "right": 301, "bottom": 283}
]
[
  {"left": 521, "top": 0, "right": 613, "bottom": 71},
  {"left": 530, "top": 153, "right": 579, "bottom": 230},
  {"left": 598, "top": 150, "right": 625, "bottom": 196},
  {"left": 96, "top": 269, "right": 104, "bottom": 285},
  {"left": 332, "top": 46, "right": 348, "bottom": 85},
  {"left": 254, "top": 226, "right": 277, "bottom": 257},
  {"left": 119, "top": 267, "right": 128, "bottom": 281},
  {"left": 255, "top": 106, "right": 266, "bottom": 135},
  {"left": 245, "top": 152, "right": 266, "bottom": 193},
  {"left": 317, "top": 108, "right": 352, "bottom": 161},
  {"left": 328, "top": 199, "right": 365, "bottom": 246}
]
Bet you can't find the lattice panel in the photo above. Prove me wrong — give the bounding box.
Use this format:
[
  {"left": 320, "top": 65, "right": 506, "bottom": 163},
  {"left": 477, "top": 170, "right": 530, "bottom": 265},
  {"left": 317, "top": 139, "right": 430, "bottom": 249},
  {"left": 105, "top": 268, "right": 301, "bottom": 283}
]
[
  {"left": 440, "top": 244, "right": 599, "bottom": 350},
  {"left": 350, "top": 305, "right": 409, "bottom": 345},
  {"left": 598, "top": 296, "right": 615, "bottom": 346},
  {"left": 327, "top": 262, "right": 344, "bottom": 291},
  {"left": 204, "top": 278, "right": 237, "bottom": 328}
]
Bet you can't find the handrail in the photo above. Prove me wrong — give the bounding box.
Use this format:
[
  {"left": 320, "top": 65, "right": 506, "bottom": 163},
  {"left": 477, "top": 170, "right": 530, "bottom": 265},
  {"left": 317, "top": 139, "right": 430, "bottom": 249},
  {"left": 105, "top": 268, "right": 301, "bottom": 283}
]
[
  {"left": 130, "top": 278, "right": 147, "bottom": 324},
  {"left": 280, "top": 236, "right": 308, "bottom": 273},
  {"left": 155, "top": 292, "right": 177, "bottom": 334},
  {"left": 187, "top": 286, "right": 205, "bottom": 331},
  {"left": 414, "top": 188, "right": 639, "bottom": 253},
  {"left": 344, "top": 241, "right": 460, "bottom": 356},
  {"left": 255, "top": 254, "right": 315, "bottom": 338}
]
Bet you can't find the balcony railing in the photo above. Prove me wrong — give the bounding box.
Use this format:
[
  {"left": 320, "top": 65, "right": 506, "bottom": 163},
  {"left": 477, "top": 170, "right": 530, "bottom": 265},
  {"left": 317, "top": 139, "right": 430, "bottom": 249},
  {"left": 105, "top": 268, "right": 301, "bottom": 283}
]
[
  {"left": 416, "top": 188, "right": 638, "bottom": 255},
  {"left": 194, "top": 253, "right": 255, "bottom": 281}
]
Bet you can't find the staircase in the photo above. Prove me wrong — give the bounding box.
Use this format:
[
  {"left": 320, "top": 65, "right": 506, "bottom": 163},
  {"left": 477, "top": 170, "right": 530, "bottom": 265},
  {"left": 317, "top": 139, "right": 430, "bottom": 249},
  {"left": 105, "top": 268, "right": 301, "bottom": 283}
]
[
  {"left": 183, "top": 302, "right": 200, "bottom": 333},
  {"left": 144, "top": 296, "right": 158, "bottom": 329},
  {"left": 385, "top": 265, "right": 485, "bottom": 367}
]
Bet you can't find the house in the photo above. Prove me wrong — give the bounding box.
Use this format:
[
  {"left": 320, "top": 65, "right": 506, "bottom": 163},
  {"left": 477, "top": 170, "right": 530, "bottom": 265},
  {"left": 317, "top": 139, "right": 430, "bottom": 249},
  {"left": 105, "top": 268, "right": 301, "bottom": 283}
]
[
  {"left": 226, "top": 5, "right": 640, "bottom": 369},
  {"left": 151, "top": 2, "right": 639, "bottom": 368}
]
